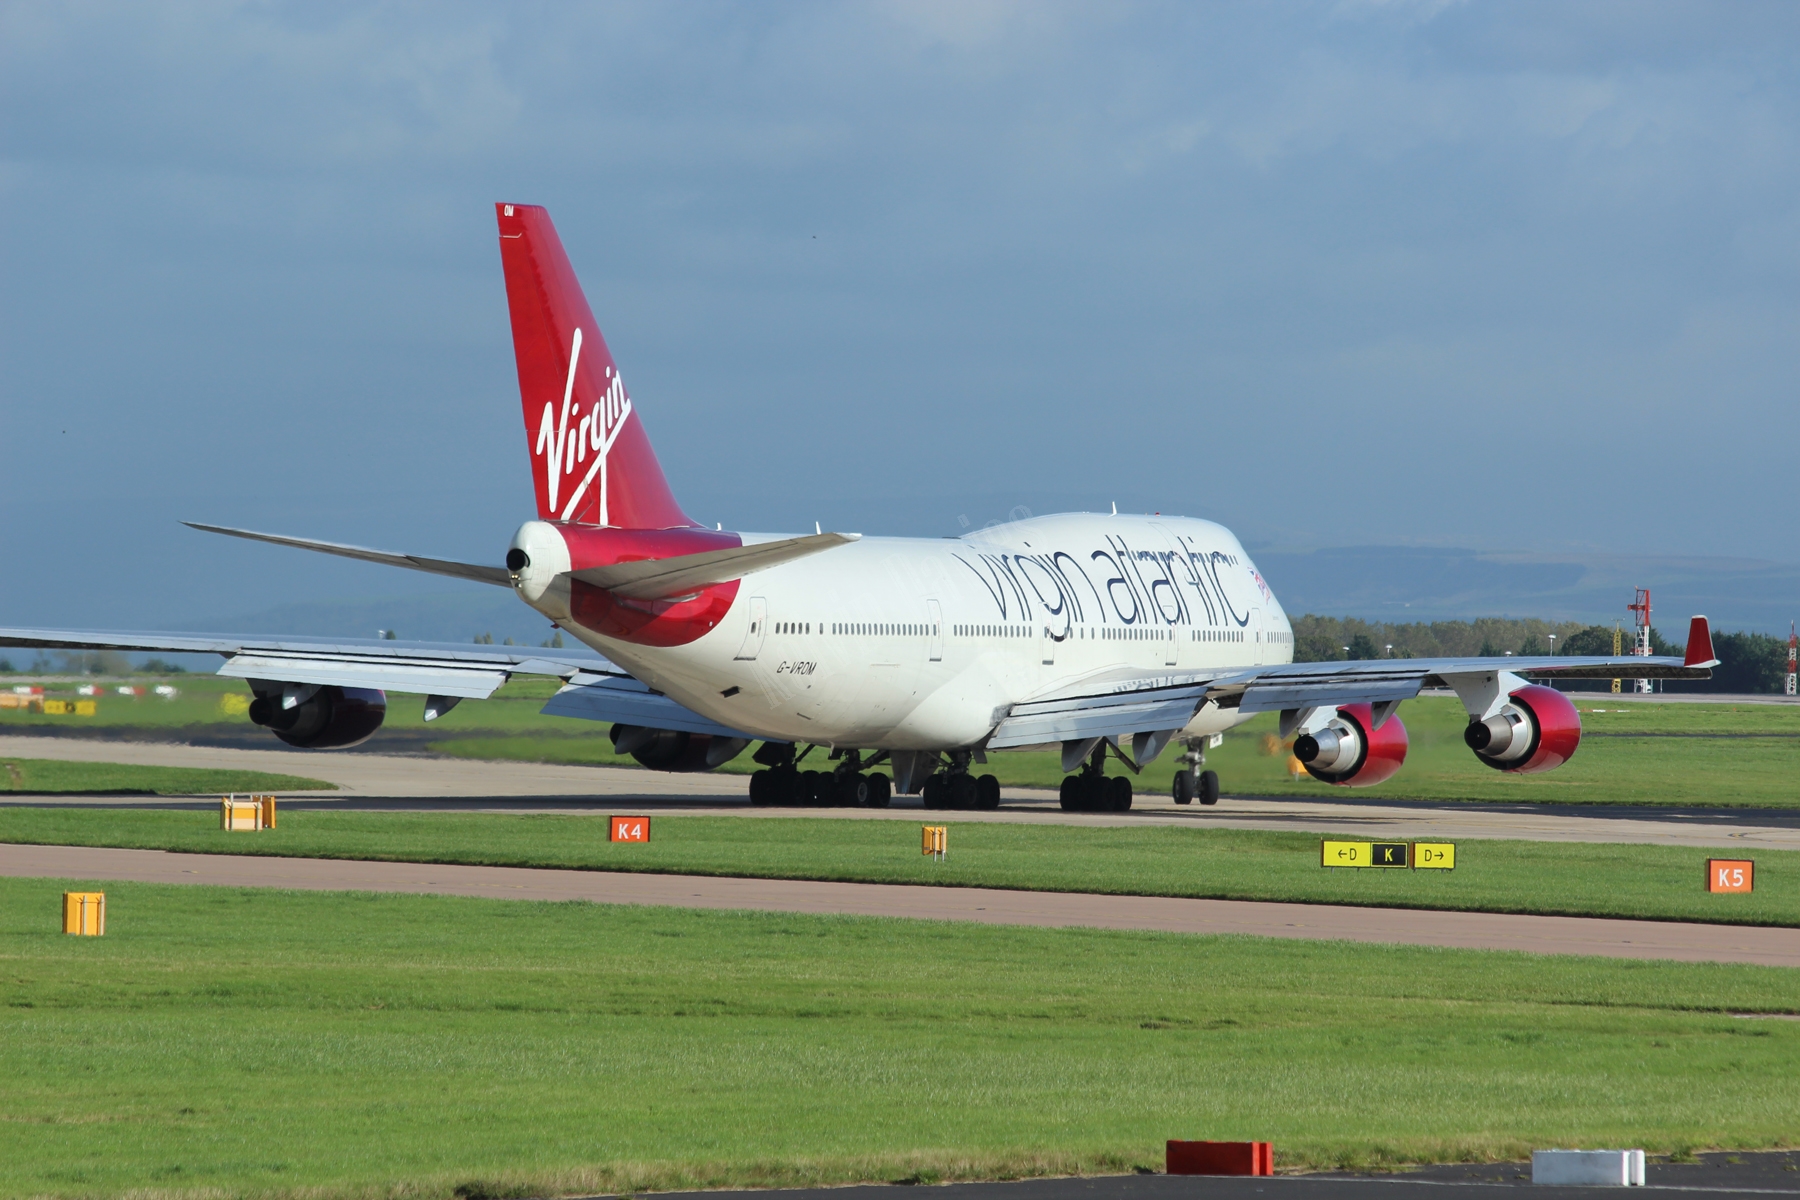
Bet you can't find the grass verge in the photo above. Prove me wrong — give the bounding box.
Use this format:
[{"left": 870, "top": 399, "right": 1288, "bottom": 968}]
[
  {"left": 1, "top": 875, "right": 1796, "bottom": 1199},
  {"left": 0, "top": 757, "right": 334, "bottom": 795},
  {"left": 2, "top": 809, "right": 1794, "bottom": 926}
]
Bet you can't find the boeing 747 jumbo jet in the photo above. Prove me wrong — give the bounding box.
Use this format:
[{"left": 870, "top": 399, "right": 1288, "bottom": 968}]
[{"left": 1, "top": 205, "right": 1718, "bottom": 811}]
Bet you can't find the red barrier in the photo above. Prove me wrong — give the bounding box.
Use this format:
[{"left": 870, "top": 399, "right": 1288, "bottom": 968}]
[{"left": 1166, "top": 1140, "right": 1273, "bottom": 1176}]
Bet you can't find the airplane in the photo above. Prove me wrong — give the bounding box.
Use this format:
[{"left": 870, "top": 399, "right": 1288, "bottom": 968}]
[{"left": 0, "top": 203, "right": 1719, "bottom": 813}]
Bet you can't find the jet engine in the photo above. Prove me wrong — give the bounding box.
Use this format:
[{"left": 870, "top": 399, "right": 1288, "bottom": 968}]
[
  {"left": 1292, "top": 702, "right": 1408, "bottom": 787},
  {"left": 247, "top": 684, "right": 387, "bottom": 749},
  {"left": 1464, "top": 683, "right": 1581, "bottom": 773},
  {"left": 609, "top": 723, "right": 749, "bottom": 772}
]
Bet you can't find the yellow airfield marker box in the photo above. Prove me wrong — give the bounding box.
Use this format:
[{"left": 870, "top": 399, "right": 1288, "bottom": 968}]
[
  {"left": 1322, "top": 840, "right": 1455, "bottom": 871},
  {"left": 1412, "top": 842, "right": 1456, "bottom": 870},
  {"left": 63, "top": 892, "right": 105, "bottom": 936}
]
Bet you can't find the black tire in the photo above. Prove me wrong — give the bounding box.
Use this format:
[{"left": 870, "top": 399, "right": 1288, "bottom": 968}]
[
  {"left": 1109, "top": 775, "right": 1133, "bottom": 812},
  {"left": 843, "top": 773, "right": 873, "bottom": 807},
  {"left": 801, "top": 770, "right": 826, "bottom": 805},
  {"left": 976, "top": 774, "right": 1001, "bottom": 810},
  {"left": 1059, "top": 776, "right": 1079, "bottom": 811},
  {"left": 1082, "top": 775, "right": 1108, "bottom": 812},
  {"left": 1198, "top": 769, "right": 1220, "bottom": 806},
  {"left": 949, "top": 774, "right": 977, "bottom": 810},
  {"left": 1172, "top": 769, "right": 1194, "bottom": 805},
  {"left": 921, "top": 776, "right": 945, "bottom": 810},
  {"left": 750, "top": 769, "right": 772, "bottom": 806},
  {"left": 866, "top": 772, "right": 892, "bottom": 808}
]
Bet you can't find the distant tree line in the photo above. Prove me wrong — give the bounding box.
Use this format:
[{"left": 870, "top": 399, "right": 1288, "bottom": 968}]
[{"left": 1292, "top": 615, "right": 1792, "bottom": 694}]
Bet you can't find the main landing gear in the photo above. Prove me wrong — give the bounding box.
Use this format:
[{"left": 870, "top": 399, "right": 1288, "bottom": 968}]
[
  {"left": 1170, "top": 736, "right": 1219, "bottom": 806},
  {"left": 1059, "top": 742, "right": 1133, "bottom": 812},
  {"left": 748, "top": 743, "right": 893, "bottom": 808},
  {"left": 921, "top": 749, "right": 1000, "bottom": 811}
]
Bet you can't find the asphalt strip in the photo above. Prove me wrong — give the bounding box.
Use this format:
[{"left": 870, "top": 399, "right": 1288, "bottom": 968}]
[{"left": 4, "top": 843, "right": 1797, "bottom": 967}]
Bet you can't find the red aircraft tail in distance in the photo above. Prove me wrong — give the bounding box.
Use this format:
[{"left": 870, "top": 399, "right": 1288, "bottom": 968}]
[
  {"left": 496, "top": 203, "right": 694, "bottom": 531},
  {"left": 1684, "top": 615, "right": 1719, "bottom": 668}
]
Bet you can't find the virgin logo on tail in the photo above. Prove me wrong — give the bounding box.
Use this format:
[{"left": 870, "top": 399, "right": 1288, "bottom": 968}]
[{"left": 533, "top": 328, "right": 633, "bottom": 524}]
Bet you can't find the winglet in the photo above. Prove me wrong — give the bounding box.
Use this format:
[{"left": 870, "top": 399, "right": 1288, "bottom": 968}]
[{"left": 1684, "top": 615, "right": 1719, "bottom": 669}]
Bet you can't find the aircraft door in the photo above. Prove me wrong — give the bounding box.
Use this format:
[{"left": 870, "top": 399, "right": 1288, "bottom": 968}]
[
  {"left": 735, "top": 597, "right": 768, "bottom": 661},
  {"left": 927, "top": 599, "right": 943, "bottom": 662},
  {"left": 1250, "top": 605, "right": 1266, "bottom": 666},
  {"left": 1150, "top": 523, "right": 1189, "bottom": 668}
]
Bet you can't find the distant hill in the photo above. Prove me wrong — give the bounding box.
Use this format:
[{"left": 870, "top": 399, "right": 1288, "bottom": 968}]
[{"left": 1251, "top": 545, "right": 1798, "bottom": 634}]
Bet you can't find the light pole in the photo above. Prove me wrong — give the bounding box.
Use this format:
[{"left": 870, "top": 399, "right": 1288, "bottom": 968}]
[{"left": 1547, "top": 634, "right": 1556, "bottom": 656}]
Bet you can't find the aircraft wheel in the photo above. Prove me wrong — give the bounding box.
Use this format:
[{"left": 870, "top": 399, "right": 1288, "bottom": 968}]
[
  {"left": 749, "top": 770, "right": 773, "bottom": 806},
  {"left": 842, "top": 773, "right": 873, "bottom": 807},
  {"left": 1198, "top": 769, "right": 1220, "bottom": 806},
  {"left": 866, "top": 772, "right": 892, "bottom": 808},
  {"left": 1058, "top": 776, "right": 1080, "bottom": 811},
  {"left": 1172, "top": 769, "right": 1194, "bottom": 805},
  {"left": 801, "top": 770, "right": 827, "bottom": 805},
  {"left": 921, "top": 776, "right": 946, "bottom": 810},
  {"left": 948, "top": 774, "right": 977, "bottom": 810},
  {"left": 1081, "top": 776, "right": 1109, "bottom": 812},
  {"left": 1108, "top": 776, "right": 1133, "bottom": 812},
  {"left": 976, "top": 774, "right": 1001, "bottom": 810}
]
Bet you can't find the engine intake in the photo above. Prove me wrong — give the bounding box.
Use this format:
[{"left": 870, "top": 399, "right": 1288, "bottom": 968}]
[
  {"left": 1292, "top": 703, "right": 1408, "bottom": 787},
  {"left": 609, "top": 723, "right": 748, "bottom": 772},
  {"left": 247, "top": 684, "right": 386, "bottom": 749},
  {"left": 1465, "top": 684, "right": 1581, "bottom": 774}
]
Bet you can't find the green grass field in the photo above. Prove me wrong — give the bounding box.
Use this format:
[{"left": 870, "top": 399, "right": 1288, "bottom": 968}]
[
  {"left": 1, "top": 876, "right": 1795, "bottom": 1200},
  {"left": 0, "top": 757, "right": 333, "bottom": 795},
  {"left": 3, "top": 809, "right": 1793, "bottom": 927},
  {"left": 7, "top": 676, "right": 1799, "bottom": 807}
]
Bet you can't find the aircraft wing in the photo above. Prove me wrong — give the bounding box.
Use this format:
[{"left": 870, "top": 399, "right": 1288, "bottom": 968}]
[
  {"left": 0, "top": 628, "right": 610, "bottom": 700},
  {"left": 0, "top": 626, "right": 747, "bottom": 737},
  {"left": 989, "top": 616, "right": 1718, "bottom": 758}
]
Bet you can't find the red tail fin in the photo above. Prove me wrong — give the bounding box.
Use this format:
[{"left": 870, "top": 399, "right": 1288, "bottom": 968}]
[
  {"left": 1684, "top": 615, "right": 1718, "bottom": 668},
  {"left": 496, "top": 203, "right": 694, "bottom": 529}
]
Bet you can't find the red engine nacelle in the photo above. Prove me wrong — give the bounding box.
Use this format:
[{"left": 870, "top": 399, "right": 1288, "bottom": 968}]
[
  {"left": 1464, "top": 683, "right": 1581, "bottom": 774},
  {"left": 1293, "top": 703, "right": 1408, "bottom": 787},
  {"left": 609, "top": 724, "right": 750, "bottom": 772}
]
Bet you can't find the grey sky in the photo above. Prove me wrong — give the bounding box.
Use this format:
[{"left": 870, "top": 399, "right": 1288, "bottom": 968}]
[{"left": 3, "top": 1, "right": 1796, "bottom": 630}]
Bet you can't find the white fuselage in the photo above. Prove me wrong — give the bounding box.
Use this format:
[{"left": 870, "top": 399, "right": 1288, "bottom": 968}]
[{"left": 524, "top": 512, "right": 1293, "bottom": 751}]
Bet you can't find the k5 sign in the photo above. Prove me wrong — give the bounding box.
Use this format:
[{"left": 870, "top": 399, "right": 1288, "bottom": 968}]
[{"left": 1707, "top": 859, "right": 1754, "bottom": 893}]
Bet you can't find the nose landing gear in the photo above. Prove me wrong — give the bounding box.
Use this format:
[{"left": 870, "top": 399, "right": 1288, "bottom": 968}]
[{"left": 1171, "top": 736, "right": 1220, "bottom": 805}]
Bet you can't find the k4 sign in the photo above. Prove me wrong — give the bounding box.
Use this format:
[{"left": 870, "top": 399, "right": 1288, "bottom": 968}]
[
  {"left": 610, "top": 815, "right": 651, "bottom": 843},
  {"left": 1707, "top": 859, "right": 1753, "bottom": 893}
]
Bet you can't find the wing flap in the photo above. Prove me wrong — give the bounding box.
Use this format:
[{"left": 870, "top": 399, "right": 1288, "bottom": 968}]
[
  {"left": 571, "top": 532, "right": 858, "bottom": 600},
  {"left": 541, "top": 673, "right": 754, "bottom": 738},
  {"left": 988, "top": 681, "right": 1212, "bottom": 749},
  {"left": 218, "top": 653, "right": 511, "bottom": 700}
]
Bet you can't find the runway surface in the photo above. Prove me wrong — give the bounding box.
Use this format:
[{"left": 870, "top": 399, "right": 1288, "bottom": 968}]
[
  {"left": 6, "top": 842, "right": 1798, "bottom": 966},
  {"left": 646, "top": 1151, "right": 1800, "bottom": 1199},
  {"left": 5, "top": 735, "right": 1799, "bottom": 852}
]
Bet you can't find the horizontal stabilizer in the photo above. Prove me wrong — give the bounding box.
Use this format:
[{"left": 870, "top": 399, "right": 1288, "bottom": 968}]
[
  {"left": 571, "top": 531, "right": 859, "bottom": 600},
  {"left": 186, "top": 523, "right": 511, "bottom": 587}
]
